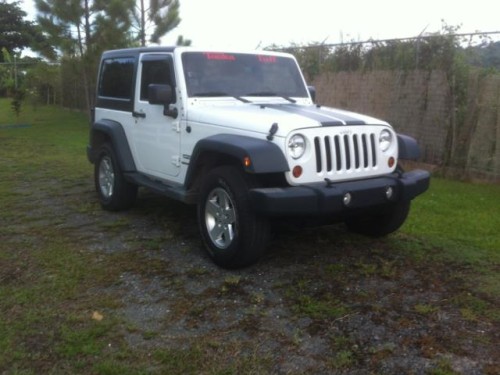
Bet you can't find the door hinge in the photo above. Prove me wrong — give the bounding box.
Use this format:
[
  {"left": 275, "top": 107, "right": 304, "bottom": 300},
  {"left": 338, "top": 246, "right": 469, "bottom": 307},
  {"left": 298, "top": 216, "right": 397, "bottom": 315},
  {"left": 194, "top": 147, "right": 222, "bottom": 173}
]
[
  {"left": 172, "top": 121, "right": 181, "bottom": 133},
  {"left": 171, "top": 156, "right": 181, "bottom": 167}
]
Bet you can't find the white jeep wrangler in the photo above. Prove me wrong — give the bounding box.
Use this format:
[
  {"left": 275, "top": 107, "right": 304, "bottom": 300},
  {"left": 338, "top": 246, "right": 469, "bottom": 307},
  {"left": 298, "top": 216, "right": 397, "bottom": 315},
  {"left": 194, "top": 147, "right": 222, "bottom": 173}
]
[{"left": 87, "top": 47, "right": 430, "bottom": 268}]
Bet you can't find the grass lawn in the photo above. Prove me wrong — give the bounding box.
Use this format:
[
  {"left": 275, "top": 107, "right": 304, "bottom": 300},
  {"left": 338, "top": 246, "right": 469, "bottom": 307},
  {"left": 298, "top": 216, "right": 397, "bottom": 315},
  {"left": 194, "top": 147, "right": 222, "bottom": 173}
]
[
  {"left": 403, "top": 176, "right": 500, "bottom": 295},
  {"left": 1, "top": 99, "right": 499, "bottom": 374}
]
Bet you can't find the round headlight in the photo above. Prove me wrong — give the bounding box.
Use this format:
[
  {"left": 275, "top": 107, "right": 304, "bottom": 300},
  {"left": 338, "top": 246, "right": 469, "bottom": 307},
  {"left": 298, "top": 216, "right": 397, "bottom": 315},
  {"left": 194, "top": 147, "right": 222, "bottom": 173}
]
[
  {"left": 288, "top": 134, "right": 306, "bottom": 159},
  {"left": 379, "top": 129, "right": 393, "bottom": 152}
]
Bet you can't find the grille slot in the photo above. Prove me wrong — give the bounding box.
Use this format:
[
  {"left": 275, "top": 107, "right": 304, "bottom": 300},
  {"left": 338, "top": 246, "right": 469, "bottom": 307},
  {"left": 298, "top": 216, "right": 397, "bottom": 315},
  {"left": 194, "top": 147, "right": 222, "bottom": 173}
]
[{"left": 314, "top": 131, "right": 378, "bottom": 174}]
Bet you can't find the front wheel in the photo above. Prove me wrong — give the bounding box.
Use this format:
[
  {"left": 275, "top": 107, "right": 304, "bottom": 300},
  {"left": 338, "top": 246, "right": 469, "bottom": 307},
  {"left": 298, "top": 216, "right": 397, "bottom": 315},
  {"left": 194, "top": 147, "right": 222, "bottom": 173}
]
[
  {"left": 197, "top": 166, "right": 270, "bottom": 269},
  {"left": 345, "top": 201, "right": 411, "bottom": 237}
]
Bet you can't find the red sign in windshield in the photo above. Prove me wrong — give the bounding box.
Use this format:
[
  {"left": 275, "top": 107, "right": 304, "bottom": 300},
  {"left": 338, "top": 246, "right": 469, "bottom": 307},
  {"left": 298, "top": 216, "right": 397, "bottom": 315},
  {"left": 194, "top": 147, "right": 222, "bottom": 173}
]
[
  {"left": 258, "top": 55, "right": 277, "bottom": 63},
  {"left": 204, "top": 53, "right": 236, "bottom": 61},
  {"left": 202, "top": 53, "right": 278, "bottom": 64}
]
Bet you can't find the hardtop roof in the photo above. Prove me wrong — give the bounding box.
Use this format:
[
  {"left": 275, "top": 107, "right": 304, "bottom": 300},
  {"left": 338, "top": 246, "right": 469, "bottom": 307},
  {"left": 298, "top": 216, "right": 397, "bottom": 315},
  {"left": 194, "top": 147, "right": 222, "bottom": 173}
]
[
  {"left": 101, "top": 46, "right": 177, "bottom": 58},
  {"left": 100, "top": 46, "right": 296, "bottom": 59}
]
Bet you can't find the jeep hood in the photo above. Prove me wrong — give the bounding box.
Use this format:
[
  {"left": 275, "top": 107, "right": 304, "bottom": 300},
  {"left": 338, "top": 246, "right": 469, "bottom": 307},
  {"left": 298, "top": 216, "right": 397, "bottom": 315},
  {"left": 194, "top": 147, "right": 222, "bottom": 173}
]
[{"left": 186, "top": 100, "right": 389, "bottom": 136}]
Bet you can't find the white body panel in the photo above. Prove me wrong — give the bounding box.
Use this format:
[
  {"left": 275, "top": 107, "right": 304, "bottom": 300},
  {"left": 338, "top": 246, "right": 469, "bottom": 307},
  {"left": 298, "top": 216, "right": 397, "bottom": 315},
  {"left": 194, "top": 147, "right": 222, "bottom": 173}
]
[{"left": 132, "top": 53, "right": 181, "bottom": 179}]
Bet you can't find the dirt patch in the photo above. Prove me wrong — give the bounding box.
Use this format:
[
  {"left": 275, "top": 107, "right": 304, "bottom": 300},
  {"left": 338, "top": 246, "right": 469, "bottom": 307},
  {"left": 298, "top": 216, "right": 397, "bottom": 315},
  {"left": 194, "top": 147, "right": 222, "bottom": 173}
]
[{"left": 2, "top": 172, "right": 499, "bottom": 374}]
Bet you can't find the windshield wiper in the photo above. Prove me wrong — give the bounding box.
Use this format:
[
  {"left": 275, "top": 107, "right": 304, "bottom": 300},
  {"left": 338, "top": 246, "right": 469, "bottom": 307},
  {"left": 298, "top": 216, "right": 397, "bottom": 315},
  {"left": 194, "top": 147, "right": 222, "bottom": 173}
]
[
  {"left": 191, "top": 92, "right": 251, "bottom": 103},
  {"left": 245, "top": 92, "right": 296, "bottom": 103}
]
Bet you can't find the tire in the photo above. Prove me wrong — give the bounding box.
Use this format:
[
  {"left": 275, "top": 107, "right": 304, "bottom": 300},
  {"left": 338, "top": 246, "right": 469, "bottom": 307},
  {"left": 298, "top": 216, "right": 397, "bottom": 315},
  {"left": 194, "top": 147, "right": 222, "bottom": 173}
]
[
  {"left": 94, "top": 143, "right": 137, "bottom": 211},
  {"left": 197, "top": 166, "right": 270, "bottom": 269},
  {"left": 345, "top": 201, "right": 411, "bottom": 237}
]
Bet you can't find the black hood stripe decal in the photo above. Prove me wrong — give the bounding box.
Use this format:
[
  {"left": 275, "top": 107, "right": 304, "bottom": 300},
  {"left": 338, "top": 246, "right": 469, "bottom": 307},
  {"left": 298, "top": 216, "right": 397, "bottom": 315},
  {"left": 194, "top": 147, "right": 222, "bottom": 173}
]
[{"left": 264, "top": 104, "right": 366, "bottom": 126}]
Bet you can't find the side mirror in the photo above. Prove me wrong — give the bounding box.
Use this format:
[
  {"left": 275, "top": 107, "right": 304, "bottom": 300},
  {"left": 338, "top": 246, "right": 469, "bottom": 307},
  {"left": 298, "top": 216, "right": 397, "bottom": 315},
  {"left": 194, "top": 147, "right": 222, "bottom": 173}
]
[
  {"left": 148, "top": 84, "right": 173, "bottom": 105},
  {"left": 307, "top": 85, "right": 316, "bottom": 103}
]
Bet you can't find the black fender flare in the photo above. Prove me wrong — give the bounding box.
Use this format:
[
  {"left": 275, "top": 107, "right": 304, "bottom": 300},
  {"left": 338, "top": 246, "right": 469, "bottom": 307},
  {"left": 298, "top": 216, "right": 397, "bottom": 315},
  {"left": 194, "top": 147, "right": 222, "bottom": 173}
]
[
  {"left": 397, "top": 134, "right": 421, "bottom": 160},
  {"left": 88, "top": 119, "right": 136, "bottom": 172},
  {"left": 185, "top": 134, "right": 289, "bottom": 187}
]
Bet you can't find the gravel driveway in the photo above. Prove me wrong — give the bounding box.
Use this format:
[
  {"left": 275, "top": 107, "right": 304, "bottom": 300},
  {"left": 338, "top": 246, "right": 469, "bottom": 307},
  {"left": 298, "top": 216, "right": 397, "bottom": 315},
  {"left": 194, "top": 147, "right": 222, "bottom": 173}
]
[{"left": 4, "top": 170, "right": 499, "bottom": 374}]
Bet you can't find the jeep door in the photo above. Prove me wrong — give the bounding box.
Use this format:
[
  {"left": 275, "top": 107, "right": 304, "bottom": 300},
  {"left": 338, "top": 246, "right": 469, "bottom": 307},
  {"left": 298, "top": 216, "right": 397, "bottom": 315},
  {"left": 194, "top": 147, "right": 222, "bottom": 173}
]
[{"left": 132, "top": 53, "right": 181, "bottom": 178}]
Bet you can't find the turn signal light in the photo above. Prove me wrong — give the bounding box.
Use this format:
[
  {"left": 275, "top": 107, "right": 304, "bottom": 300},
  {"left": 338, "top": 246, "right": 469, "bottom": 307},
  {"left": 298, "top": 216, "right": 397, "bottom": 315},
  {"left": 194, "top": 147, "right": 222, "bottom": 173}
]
[
  {"left": 292, "top": 165, "right": 303, "bottom": 178},
  {"left": 388, "top": 157, "right": 395, "bottom": 168},
  {"left": 243, "top": 156, "right": 252, "bottom": 168}
]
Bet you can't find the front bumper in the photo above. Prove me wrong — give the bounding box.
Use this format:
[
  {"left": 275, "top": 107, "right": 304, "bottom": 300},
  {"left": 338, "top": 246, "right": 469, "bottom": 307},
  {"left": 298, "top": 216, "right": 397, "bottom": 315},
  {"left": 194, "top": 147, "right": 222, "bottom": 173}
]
[{"left": 249, "top": 169, "right": 430, "bottom": 216}]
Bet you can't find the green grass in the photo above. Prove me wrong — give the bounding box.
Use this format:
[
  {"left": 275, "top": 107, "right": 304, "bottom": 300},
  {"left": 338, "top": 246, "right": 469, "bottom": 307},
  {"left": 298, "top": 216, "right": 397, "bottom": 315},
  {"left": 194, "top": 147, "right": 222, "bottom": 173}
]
[
  {"left": 399, "top": 177, "right": 500, "bottom": 296},
  {"left": 0, "top": 98, "right": 89, "bottom": 172},
  {"left": 1, "top": 99, "right": 499, "bottom": 373},
  {"left": 0, "top": 101, "right": 117, "bottom": 373},
  {"left": 403, "top": 178, "right": 500, "bottom": 263}
]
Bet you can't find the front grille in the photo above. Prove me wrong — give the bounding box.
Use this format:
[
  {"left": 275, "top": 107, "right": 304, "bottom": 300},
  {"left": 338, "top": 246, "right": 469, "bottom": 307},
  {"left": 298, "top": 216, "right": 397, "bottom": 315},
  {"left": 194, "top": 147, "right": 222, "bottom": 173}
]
[{"left": 313, "top": 132, "right": 378, "bottom": 174}]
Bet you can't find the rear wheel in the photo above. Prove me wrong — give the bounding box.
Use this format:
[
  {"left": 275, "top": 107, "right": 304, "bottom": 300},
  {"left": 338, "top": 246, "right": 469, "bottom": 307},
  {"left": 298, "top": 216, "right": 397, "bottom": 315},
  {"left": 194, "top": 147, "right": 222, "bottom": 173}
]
[
  {"left": 198, "top": 166, "right": 270, "bottom": 269},
  {"left": 95, "top": 143, "right": 137, "bottom": 211},
  {"left": 345, "top": 201, "right": 411, "bottom": 237}
]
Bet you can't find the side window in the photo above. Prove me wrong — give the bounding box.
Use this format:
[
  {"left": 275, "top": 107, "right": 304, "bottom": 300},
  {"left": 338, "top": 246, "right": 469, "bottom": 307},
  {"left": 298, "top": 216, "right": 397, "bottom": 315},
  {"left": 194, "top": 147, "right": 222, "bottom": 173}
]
[
  {"left": 140, "top": 59, "right": 172, "bottom": 101},
  {"left": 98, "top": 57, "right": 135, "bottom": 99}
]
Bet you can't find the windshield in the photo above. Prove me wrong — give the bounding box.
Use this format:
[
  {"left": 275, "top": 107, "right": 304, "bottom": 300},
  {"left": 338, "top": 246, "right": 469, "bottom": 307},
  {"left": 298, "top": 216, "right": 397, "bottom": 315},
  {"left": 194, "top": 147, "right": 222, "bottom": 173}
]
[{"left": 182, "top": 52, "right": 309, "bottom": 98}]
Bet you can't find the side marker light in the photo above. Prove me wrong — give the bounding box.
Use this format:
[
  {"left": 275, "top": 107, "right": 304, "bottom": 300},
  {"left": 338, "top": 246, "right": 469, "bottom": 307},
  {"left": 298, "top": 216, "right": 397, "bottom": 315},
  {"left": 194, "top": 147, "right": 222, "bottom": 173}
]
[{"left": 243, "top": 156, "right": 252, "bottom": 168}]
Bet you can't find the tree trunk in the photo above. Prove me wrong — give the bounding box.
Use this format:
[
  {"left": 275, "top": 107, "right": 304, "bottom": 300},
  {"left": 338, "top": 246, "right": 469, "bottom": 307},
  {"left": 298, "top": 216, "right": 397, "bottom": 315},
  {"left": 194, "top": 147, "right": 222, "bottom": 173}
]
[
  {"left": 84, "top": 0, "right": 91, "bottom": 47},
  {"left": 83, "top": 0, "right": 92, "bottom": 112},
  {"left": 140, "top": 0, "right": 146, "bottom": 47}
]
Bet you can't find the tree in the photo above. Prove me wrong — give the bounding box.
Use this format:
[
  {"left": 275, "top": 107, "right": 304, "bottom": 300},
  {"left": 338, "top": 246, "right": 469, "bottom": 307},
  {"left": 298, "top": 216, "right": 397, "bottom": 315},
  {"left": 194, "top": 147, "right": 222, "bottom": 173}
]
[
  {"left": 24, "top": 60, "right": 61, "bottom": 105},
  {"left": 0, "top": 1, "right": 31, "bottom": 61},
  {"left": 11, "top": 88, "right": 24, "bottom": 117},
  {"left": 467, "top": 41, "right": 500, "bottom": 70},
  {"left": 0, "top": 1, "right": 54, "bottom": 62},
  {"left": 0, "top": 47, "right": 16, "bottom": 95},
  {"left": 176, "top": 34, "right": 191, "bottom": 46},
  {"left": 33, "top": 0, "right": 185, "bottom": 110},
  {"left": 35, "top": 0, "right": 135, "bottom": 110},
  {"left": 132, "top": 0, "right": 181, "bottom": 46},
  {"left": 35, "top": 0, "right": 134, "bottom": 57},
  {"left": 1, "top": 47, "right": 25, "bottom": 117}
]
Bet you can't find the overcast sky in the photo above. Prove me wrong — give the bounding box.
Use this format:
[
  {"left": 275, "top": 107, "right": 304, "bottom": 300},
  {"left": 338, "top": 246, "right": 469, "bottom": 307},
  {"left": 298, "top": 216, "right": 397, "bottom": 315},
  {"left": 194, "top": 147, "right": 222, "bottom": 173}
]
[{"left": 24, "top": 0, "right": 500, "bottom": 49}]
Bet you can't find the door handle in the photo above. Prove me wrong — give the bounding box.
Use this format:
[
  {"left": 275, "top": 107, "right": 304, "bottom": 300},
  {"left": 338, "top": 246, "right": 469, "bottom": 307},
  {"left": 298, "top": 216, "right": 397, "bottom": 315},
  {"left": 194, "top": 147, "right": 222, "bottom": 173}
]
[{"left": 132, "top": 111, "right": 146, "bottom": 118}]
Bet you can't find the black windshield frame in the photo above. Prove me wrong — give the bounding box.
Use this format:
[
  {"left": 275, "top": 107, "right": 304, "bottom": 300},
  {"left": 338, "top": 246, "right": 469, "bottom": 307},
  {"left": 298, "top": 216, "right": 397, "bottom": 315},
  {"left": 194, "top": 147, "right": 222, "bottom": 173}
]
[{"left": 181, "top": 52, "right": 309, "bottom": 99}]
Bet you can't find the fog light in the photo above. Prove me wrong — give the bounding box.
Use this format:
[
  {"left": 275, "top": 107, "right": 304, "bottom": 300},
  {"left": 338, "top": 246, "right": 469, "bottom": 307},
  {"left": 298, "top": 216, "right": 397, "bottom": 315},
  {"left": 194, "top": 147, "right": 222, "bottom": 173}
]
[
  {"left": 292, "top": 165, "right": 303, "bottom": 178},
  {"left": 385, "top": 186, "right": 394, "bottom": 199},
  {"left": 343, "top": 192, "right": 352, "bottom": 206}
]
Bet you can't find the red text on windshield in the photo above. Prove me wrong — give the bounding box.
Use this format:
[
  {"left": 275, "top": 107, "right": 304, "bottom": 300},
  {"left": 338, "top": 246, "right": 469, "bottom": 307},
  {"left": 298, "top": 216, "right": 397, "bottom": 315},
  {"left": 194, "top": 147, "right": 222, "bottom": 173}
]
[
  {"left": 204, "top": 53, "right": 236, "bottom": 61},
  {"left": 258, "top": 55, "right": 277, "bottom": 63}
]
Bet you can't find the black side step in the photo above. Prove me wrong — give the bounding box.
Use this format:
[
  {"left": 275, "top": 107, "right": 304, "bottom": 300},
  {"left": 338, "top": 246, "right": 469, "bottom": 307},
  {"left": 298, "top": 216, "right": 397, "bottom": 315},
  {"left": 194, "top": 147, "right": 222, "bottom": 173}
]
[{"left": 124, "top": 172, "right": 197, "bottom": 204}]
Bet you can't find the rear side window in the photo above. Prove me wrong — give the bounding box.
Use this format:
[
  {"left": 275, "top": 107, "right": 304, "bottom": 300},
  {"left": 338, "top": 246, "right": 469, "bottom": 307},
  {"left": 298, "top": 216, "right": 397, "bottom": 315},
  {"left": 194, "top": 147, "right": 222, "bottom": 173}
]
[{"left": 98, "top": 57, "right": 135, "bottom": 99}]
